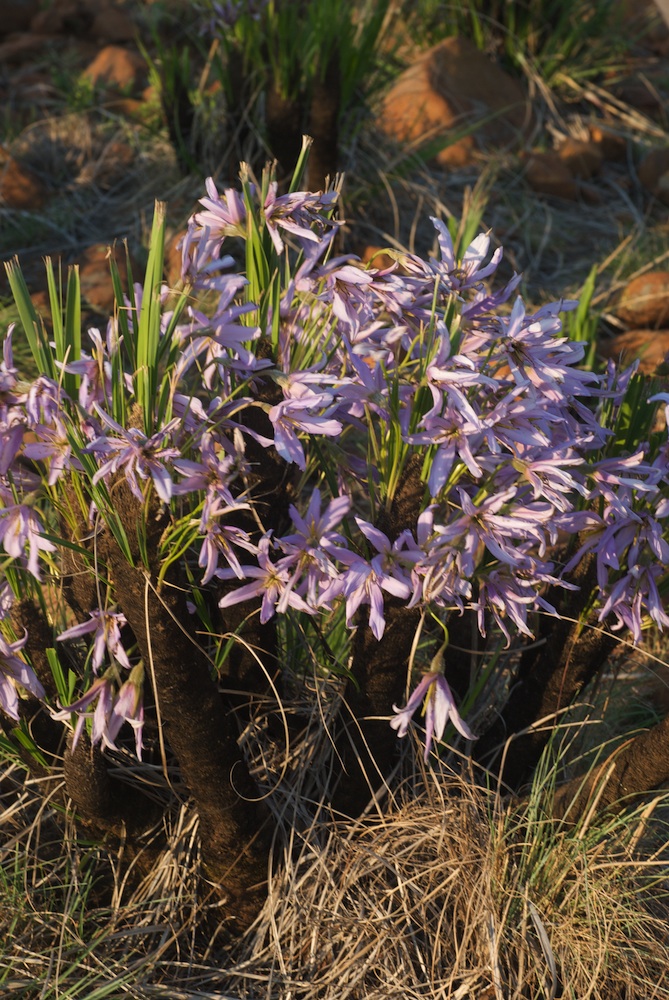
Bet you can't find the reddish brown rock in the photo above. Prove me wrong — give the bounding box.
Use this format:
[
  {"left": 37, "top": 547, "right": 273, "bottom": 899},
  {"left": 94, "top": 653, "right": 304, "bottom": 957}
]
[
  {"left": 638, "top": 146, "right": 669, "bottom": 204},
  {"left": 360, "top": 246, "right": 396, "bottom": 271},
  {"left": 588, "top": 124, "right": 627, "bottom": 163},
  {"left": 378, "top": 36, "right": 529, "bottom": 167},
  {"left": 0, "top": 32, "right": 53, "bottom": 65},
  {"left": 30, "top": 290, "right": 52, "bottom": 326},
  {"left": 91, "top": 8, "right": 135, "bottom": 43},
  {"left": 600, "top": 329, "right": 669, "bottom": 374},
  {"left": 78, "top": 243, "right": 135, "bottom": 315},
  {"left": 1, "top": 0, "right": 40, "bottom": 37},
  {"left": 0, "top": 149, "right": 46, "bottom": 209},
  {"left": 522, "top": 151, "right": 579, "bottom": 200},
  {"left": 165, "top": 229, "right": 187, "bottom": 287},
  {"left": 103, "top": 96, "right": 144, "bottom": 117},
  {"left": 82, "top": 44, "right": 146, "bottom": 92},
  {"left": 557, "top": 137, "right": 603, "bottom": 179},
  {"left": 378, "top": 56, "right": 473, "bottom": 167},
  {"left": 79, "top": 140, "right": 135, "bottom": 190},
  {"left": 30, "top": 0, "right": 91, "bottom": 36},
  {"left": 617, "top": 272, "right": 669, "bottom": 329}
]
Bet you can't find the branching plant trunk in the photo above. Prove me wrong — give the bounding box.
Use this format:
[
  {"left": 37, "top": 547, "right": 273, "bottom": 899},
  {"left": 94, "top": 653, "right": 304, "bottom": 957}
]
[
  {"left": 552, "top": 711, "right": 669, "bottom": 822},
  {"left": 97, "top": 481, "right": 272, "bottom": 932},
  {"left": 216, "top": 392, "right": 297, "bottom": 698},
  {"left": 265, "top": 81, "right": 304, "bottom": 185},
  {"left": 306, "top": 50, "right": 340, "bottom": 191},
  {"left": 334, "top": 457, "right": 425, "bottom": 816},
  {"left": 476, "top": 556, "right": 617, "bottom": 791}
]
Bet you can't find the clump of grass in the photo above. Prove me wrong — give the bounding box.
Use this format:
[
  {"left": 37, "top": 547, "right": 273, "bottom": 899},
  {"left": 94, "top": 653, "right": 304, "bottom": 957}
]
[
  {"left": 403, "top": 0, "right": 625, "bottom": 84},
  {"left": 3, "top": 682, "right": 669, "bottom": 999}
]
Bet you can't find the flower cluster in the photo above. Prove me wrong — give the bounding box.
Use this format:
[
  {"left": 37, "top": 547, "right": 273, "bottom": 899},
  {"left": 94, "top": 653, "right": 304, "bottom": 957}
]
[{"left": 0, "top": 170, "right": 667, "bottom": 762}]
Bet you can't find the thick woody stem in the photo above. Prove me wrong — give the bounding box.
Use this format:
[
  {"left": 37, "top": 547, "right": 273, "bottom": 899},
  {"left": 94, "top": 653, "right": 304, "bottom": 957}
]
[
  {"left": 216, "top": 391, "right": 296, "bottom": 698},
  {"left": 265, "top": 81, "right": 303, "bottom": 184},
  {"left": 103, "top": 484, "right": 271, "bottom": 932},
  {"left": 307, "top": 49, "right": 340, "bottom": 191},
  {"left": 552, "top": 711, "right": 669, "bottom": 823},
  {"left": 476, "top": 555, "right": 617, "bottom": 790},
  {"left": 334, "top": 457, "right": 424, "bottom": 816}
]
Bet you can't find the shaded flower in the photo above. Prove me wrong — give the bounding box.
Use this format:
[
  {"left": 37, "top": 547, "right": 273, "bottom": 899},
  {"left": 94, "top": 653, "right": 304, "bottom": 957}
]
[
  {"left": 332, "top": 520, "right": 413, "bottom": 640},
  {"left": 22, "top": 416, "right": 77, "bottom": 485},
  {"left": 218, "top": 535, "right": 315, "bottom": 623},
  {"left": 57, "top": 609, "right": 131, "bottom": 673},
  {"left": 391, "top": 664, "right": 475, "bottom": 761},
  {"left": 110, "top": 664, "right": 144, "bottom": 759},
  {"left": 268, "top": 385, "right": 342, "bottom": 469},
  {"left": 0, "top": 630, "right": 44, "bottom": 721},
  {"left": 52, "top": 674, "right": 117, "bottom": 751}
]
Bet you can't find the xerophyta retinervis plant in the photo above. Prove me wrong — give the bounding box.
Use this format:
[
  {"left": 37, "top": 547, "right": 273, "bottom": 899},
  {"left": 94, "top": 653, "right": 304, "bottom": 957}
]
[{"left": 2, "top": 146, "right": 669, "bottom": 933}]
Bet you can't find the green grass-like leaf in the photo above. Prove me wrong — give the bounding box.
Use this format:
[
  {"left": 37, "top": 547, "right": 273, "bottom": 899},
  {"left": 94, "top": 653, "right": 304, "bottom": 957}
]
[
  {"left": 135, "top": 201, "right": 167, "bottom": 433},
  {"left": 5, "top": 259, "right": 55, "bottom": 378}
]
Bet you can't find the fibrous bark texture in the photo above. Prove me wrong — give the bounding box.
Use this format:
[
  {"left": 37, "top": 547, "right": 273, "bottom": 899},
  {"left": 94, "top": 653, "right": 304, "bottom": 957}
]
[
  {"left": 552, "top": 711, "right": 669, "bottom": 822},
  {"left": 334, "top": 457, "right": 425, "bottom": 816},
  {"left": 476, "top": 557, "right": 617, "bottom": 790},
  {"left": 103, "top": 483, "right": 272, "bottom": 932},
  {"left": 307, "top": 50, "right": 340, "bottom": 191}
]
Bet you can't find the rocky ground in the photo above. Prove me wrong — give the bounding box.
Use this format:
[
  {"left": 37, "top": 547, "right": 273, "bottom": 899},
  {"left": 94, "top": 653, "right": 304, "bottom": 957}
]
[{"left": 1, "top": 0, "right": 669, "bottom": 373}]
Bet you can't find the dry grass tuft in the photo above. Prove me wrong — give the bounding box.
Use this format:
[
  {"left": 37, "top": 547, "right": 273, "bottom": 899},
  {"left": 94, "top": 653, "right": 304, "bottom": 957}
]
[{"left": 3, "top": 684, "right": 669, "bottom": 999}]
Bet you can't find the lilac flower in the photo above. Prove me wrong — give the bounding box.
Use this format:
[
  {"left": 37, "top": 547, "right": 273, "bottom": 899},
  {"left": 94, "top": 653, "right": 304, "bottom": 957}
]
[
  {"left": 182, "top": 179, "right": 247, "bottom": 279},
  {"left": 177, "top": 273, "right": 259, "bottom": 388},
  {"left": 598, "top": 562, "right": 669, "bottom": 644},
  {"left": 293, "top": 234, "right": 377, "bottom": 335},
  {"left": 436, "top": 487, "right": 553, "bottom": 578},
  {"left": 332, "top": 520, "right": 413, "bottom": 640},
  {"left": 61, "top": 327, "right": 116, "bottom": 410},
  {"left": 488, "top": 296, "right": 599, "bottom": 399},
  {"left": 474, "top": 567, "right": 541, "bottom": 644},
  {"left": 22, "top": 417, "right": 76, "bottom": 485},
  {"left": 26, "top": 376, "right": 64, "bottom": 427},
  {"left": 405, "top": 510, "right": 472, "bottom": 610},
  {"left": 0, "top": 631, "right": 45, "bottom": 721},
  {"left": 110, "top": 665, "right": 144, "bottom": 759},
  {"left": 285, "top": 489, "right": 351, "bottom": 548},
  {"left": 0, "top": 420, "right": 26, "bottom": 477},
  {"left": 410, "top": 386, "right": 485, "bottom": 495},
  {"left": 57, "top": 609, "right": 131, "bottom": 673},
  {"left": 87, "top": 409, "right": 181, "bottom": 504},
  {"left": 331, "top": 352, "right": 391, "bottom": 423},
  {"left": 276, "top": 488, "right": 351, "bottom": 606},
  {"left": 502, "top": 447, "right": 587, "bottom": 512},
  {"left": 173, "top": 431, "right": 238, "bottom": 511},
  {"left": 429, "top": 219, "right": 504, "bottom": 294},
  {"left": 198, "top": 501, "right": 257, "bottom": 584},
  {"left": 218, "top": 535, "right": 315, "bottom": 624},
  {"left": 391, "top": 668, "right": 475, "bottom": 761},
  {"left": 0, "top": 325, "right": 22, "bottom": 411},
  {"left": 262, "top": 184, "right": 339, "bottom": 255},
  {"left": 0, "top": 498, "right": 56, "bottom": 579},
  {"left": 268, "top": 386, "right": 342, "bottom": 469},
  {"left": 588, "top": 451, "right": 659, "bottom": 514},
  {"left": 52, "top": 674, "right": 117, "bottom": 751}
]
